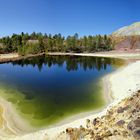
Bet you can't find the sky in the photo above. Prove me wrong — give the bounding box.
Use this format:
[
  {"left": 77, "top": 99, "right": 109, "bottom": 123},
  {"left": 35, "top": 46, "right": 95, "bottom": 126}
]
[{"left": 0, "top": 0, "right": 140, "bottom": 37}]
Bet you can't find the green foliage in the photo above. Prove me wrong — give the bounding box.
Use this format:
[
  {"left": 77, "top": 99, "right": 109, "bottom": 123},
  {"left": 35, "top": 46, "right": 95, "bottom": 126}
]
[
  {"left": 0, "top": 32, "right": 114, "bottom": 55},
  {"left": 18, "top": 43, "right": 41, "bottom": 56}
]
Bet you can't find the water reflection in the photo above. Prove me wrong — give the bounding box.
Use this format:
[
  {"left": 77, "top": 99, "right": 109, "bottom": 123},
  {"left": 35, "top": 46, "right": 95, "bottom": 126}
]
[{"left": 11, "top": 55, "right": 124, "bottom": 72}]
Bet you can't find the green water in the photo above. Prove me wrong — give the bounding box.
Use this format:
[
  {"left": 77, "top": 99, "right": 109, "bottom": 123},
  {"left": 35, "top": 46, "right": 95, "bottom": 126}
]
[{"left": 0, "top": 55, "right": 124, "bottom": 128}]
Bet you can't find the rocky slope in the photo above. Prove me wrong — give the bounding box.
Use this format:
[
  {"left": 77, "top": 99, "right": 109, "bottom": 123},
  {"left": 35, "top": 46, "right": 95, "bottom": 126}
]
[
  {"left": 111, "top": 22, "right": 140, "bottom": 51},
  {"left": 56, "top": 91, "right": 140, "bottom": 140},
  {"left": 112, "top": 36, "right": 140, "bottom": 52},
  {"left": 112, "top": 22, "right": 140, "bottom": 36}
]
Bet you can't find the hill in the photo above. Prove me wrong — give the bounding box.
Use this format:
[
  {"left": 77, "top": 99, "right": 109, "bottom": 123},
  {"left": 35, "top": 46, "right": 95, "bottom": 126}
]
[
  {"left": 112, "top": 22, "right": 140, "bottom": 36},
  {"left": 112, "top": 22, "right": 140, "bottom": 52}
]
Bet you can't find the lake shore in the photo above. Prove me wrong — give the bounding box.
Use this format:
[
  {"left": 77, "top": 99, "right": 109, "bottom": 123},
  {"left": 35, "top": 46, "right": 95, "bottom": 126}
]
[
  {"left": 0, "top": 97, "right": 35, "bottom": 137},
  {"left": 0, "top": 53, "right": 45, "bottom": 63},
  {"left": 46, "top": 51, "right": 140, "bottom": 59},
  {"left": 0, "top": 51, "right": 140, "bottom": 64},
  {"left": 0, "top": 52, "right": 140, "bottom": 139}
]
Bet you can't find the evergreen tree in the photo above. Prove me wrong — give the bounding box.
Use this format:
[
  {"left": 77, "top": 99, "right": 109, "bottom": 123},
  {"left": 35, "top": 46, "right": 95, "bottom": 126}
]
[{"left": 0, "top": 32, "right": 114, "bottom": 54}]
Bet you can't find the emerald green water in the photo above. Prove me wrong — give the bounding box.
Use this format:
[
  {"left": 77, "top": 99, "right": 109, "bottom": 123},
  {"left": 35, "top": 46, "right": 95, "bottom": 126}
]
[{"left": 0, "top": 55, "right": 124, "bottom": 128}]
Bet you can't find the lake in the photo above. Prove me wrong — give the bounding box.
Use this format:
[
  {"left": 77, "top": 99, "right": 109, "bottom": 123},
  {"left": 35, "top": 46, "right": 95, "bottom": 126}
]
[{"left": 0, "top": 55, "right": 124, "bottom": 128}]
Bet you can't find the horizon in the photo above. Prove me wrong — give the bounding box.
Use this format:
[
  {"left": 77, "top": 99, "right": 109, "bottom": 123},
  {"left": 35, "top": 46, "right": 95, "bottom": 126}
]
[{"left": 0, "top": 0, "right": 140, "bottom": 37}]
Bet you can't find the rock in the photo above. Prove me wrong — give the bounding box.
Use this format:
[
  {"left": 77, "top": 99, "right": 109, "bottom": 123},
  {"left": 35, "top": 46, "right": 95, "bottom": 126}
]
[
  {"left": 86, "top": 119, "right": 90, "bottom": 128},
  {"left": 93, "top": 118, "right": 100, "bottom": 126},
  {"left": 116, "top": 120, "right": 125, "bottom": 126},
  {"left": 101, "top": 115, "right": 104, "bottom": 119},
  {"left": 127, "top": 121, "right": 135, "bottom": 131},
  {"left": 123, "top": 105, "right": 130, "bottom": 111},
  {"left": 122, "top": 131, "right": 129, "bottom": 137},
  {"left": 113, "top": 129, "right": 119, "bottom": 135},
  {"left": 127, "top": 118, "right": 140, "bottom": 131},
  {"left": 89, "top": 129, "right": 94, "bottom": 138},
  {"left": 66, "top": 127, "right": 74, "bottom": 133},
  {"left": 129, "top": 97, "right": 133, "bottom": 101},
  {"left": 108, "top": 110, "right": 113, "bottom": 115},
  {"left": 94, "top": 136, "right": 102, "bottom": 140},
  {"left": 134, "top": 119, "right": 140, "bottom": 127},
  {"left": 117, "top": 106, "right": 129, "bottom": 113},
  {"left": 95, "top": 127, "right": 98, "bottom": 130},
  {"left": 117, "top": 107, "right": 124, "bottom": 113},
  {"left": 80, "top": 125, "right": 85, "bottom": 131},
  {"left": 132, "top": 109, "right": 137, "bottom": 114},
  {"left": 86, "top": 119, "right": 90, "bottom": 123},
  {"left": 104, "top": 130, "right": 112, "bottom": 137},
  {"left": 133, "top": 129, "right": 140, "bottom": 139}
]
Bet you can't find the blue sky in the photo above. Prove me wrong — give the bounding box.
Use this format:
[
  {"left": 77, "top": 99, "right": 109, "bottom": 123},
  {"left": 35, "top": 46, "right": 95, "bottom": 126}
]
[{"left": 0, "top": 0, "right": 140, "bottom": 37}]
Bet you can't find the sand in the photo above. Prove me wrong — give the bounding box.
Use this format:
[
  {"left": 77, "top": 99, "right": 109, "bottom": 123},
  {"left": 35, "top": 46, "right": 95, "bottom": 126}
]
[
  {"left": 46, "top": 52, "right": 140, "bottom": 59},
  {"left": 0, "top": 52, "right": 140, "bottom": 63},
  {"left": 0, "top": 52, "right": 140, "bottom": 139},
  {"left": 0, "top": 97, "right": 36, "bottom": 137},
  {"left": 0, "top": 53, "right": 19, "bottom": 59}
]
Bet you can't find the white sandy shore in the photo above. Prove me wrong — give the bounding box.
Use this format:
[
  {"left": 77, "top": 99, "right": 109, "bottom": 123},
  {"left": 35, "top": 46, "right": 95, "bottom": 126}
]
[
  {"left": 0, "top": 97, "right": 35, "bottom": 137},
  {"left": 0, "top": 53, "right": 140, "bottom": 140},
  {"left": 0, "top": 53, "right": 19, "bottom": 59},
  {"left": 46, "top": 52, "right": 140, "bottom": 59},
  {"left": 0, "top": 52, "right": 140, "bottom": 61}
]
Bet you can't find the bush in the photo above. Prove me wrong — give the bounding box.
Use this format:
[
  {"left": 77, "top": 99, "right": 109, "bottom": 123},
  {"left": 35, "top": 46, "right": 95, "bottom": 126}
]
[{"left": 18, "top": 43, "right": 41, "bottom": 56}]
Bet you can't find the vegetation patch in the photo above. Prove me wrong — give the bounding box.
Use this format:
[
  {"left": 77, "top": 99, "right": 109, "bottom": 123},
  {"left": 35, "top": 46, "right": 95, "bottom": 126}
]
[{"left": 0, "top": 33, "right": 114, "bottom": 55}]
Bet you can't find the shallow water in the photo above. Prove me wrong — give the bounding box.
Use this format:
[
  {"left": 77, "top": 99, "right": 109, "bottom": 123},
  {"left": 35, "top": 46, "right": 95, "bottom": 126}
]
[{"left": 0, "top": 55, "right": 124, "bottom": 127}]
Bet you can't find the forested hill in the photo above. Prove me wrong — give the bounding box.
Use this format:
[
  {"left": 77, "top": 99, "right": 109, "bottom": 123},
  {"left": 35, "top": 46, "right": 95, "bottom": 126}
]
[{"left": 0, "top": 33, "right": 113, "bottom": 55}]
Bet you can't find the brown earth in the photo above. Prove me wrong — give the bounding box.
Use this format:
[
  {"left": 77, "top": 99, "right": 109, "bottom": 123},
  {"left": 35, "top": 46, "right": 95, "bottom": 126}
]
[{"left": 111, "top": 35, "right": 140, "bottom": 52}]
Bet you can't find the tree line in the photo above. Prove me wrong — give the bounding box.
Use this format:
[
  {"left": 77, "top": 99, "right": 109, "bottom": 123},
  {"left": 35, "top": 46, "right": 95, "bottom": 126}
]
[{"left": 0, "top": 32, "right": 114, "bottom": 55}]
